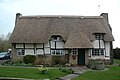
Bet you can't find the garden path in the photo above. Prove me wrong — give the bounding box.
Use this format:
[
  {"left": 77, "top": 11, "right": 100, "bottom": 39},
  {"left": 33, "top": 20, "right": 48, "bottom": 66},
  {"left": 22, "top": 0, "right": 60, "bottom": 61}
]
[{"left": 58, "top": 66, "right": 88, "bottom": 80}]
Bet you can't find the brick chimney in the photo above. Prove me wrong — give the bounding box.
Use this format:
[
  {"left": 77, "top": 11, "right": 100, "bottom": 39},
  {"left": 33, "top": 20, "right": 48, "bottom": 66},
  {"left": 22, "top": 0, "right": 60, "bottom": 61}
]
[
  {"left": 15, "top": 13, "right": 22, "bottom": 25},
  {"left": 100, "top": 13, "right": 109, "bottom": 23}
]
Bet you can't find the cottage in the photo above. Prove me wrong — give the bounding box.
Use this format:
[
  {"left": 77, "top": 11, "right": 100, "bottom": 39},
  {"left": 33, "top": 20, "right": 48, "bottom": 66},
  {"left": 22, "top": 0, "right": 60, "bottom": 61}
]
[{"left": 10, "top": 13, "right": 114, "bottom": 65}]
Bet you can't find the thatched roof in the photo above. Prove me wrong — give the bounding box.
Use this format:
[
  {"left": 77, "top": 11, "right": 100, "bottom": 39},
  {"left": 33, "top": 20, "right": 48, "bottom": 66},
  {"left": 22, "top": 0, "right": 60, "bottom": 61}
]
[{"left": 10, "top": 14, "right": 114, "bottom": 48}]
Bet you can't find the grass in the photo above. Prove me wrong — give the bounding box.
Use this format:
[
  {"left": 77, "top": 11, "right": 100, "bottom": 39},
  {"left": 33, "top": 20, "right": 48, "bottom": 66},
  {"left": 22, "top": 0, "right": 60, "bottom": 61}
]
[
  {"left": 73, "top": 66, "right": 120, "bottom": 80},
  {"left": 114, "top": 59, "right": 120, "bottom": 64},
  {"left": 0, "top": 66, "right": 67, "bottom": 80},
  {"left": 73, "top": 59, "right": 120, "bottom": 80}
]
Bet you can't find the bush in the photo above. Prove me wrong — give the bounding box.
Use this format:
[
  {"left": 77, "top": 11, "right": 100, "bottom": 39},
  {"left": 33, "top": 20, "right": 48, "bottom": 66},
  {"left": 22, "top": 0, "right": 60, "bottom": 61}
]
[
  {"left": 23, "top": 55, "right": 36, "bottom": 64},
  {"left": 113, "top": 48, "right": 120, "bottom": 59},
  {"left": 52, "top": 56, "right": 66, "bottom": 65},
  {"left": 88, "top": 59, "right": 105, "bottom": 70},
  {"left": 38, "top": 67, "right": 49, "bottom": 74},
  {"left": 59, "top": 67, "right": 74, "bottom": 74}
]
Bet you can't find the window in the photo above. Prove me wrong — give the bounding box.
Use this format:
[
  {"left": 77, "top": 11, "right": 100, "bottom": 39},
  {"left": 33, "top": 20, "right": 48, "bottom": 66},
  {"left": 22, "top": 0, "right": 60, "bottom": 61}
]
[
  {"left": 95, "top": 34, "right": 104, "bottom": 40},
  {"left": 51, "top": 36, "right": 62, "bottom": 41},
  {"left": 72, "top": 49, "right": 78, "bottom": 55},
  {"left": 52, "top": 36, "right": 57, "bottom": 41},
  {"left": 17, "top": 49, "right": 25, "bottom": 55},
  {"left": 92, "top": 48, "right": 104, "bottom": 56},
  {"left": 51, "top": 50, "right": 65, "bottom": 55}
]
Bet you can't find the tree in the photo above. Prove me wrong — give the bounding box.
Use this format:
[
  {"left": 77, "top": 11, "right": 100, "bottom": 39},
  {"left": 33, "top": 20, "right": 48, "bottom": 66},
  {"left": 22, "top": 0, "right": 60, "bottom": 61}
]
[{"left": 0, "top": 32, "right": 12, "bottom": 52}]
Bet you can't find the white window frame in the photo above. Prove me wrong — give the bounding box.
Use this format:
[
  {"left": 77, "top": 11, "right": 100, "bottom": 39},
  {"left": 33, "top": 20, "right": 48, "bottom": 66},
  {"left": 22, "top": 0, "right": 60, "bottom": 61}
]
[
  {"left": 71, "top": 48, "right": 78, "bottom": 55},
  {"left": 51, "top": 50, "right": 65, "bottom": 55},
  {"left": 95, "top": 34, "right": 104, "bottom": 40},
  {"left": 92, "top": 48, "right": 105, "bottom": 56}
]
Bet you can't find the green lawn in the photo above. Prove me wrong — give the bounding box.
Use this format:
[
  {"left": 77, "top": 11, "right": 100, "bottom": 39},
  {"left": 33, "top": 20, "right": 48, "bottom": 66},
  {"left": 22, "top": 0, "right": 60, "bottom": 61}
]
[
  {"left": 73, "top": 59, "right": 120, "bottom": 80},
  {"left": 0, "top": 66, "right": 67, "bottom": 80},
  {"left": 73, "top": 66, "right": 120, "bottom": 80},
  {"left": 114, "top": 59, "right": 120, "bottom": 64}
]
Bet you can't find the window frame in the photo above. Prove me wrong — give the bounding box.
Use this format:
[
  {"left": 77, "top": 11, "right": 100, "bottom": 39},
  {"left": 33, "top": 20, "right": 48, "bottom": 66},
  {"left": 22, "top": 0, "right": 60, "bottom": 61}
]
[
  {"left": 95, "top": 34, "right": 104, "bottom": 40},
  {"left": 51, "top": 49, "right": 65, "bottom": 55},
  {"left": 92, "top": 48, "right": 105, "bottom": 56},
  {"left": 17, "top": 49, "right": 25, "bottom": 56},
  {"left": 71, "top": 48, "right": 78, "bottom": 55}
]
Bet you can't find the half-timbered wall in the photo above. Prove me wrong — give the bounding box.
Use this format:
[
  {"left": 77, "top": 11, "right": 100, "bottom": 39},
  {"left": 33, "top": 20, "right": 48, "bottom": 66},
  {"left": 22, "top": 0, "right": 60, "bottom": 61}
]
[
  {"left": 90, "top": 41, "right": 110, "bottom": 59},
  {"left": 16, "top": 44, "right": 24, "bottom": 48},
  {"left": 14, "top": 36, "right": 65, "bottom": 55},
  {"left": 92, "top": 40, "right": 105, "bottom": 48}
]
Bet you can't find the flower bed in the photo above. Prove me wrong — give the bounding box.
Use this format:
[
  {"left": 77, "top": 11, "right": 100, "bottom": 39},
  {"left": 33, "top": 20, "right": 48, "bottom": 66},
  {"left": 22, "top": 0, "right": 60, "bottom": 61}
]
[{"left": 38, "top": 67, "right": 49, "bottom": 74}]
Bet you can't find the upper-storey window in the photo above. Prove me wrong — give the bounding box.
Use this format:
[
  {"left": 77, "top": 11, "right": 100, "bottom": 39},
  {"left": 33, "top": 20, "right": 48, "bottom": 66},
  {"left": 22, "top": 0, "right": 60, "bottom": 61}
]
[
  {"left": 50, "top": 35, "right": 64, "bottom": 49},
  {"left": 95, "top": 34, "right": 104, "bottom": 40},
  {"left": 51, "top": 35, "right": 63, "bottom": 41}
]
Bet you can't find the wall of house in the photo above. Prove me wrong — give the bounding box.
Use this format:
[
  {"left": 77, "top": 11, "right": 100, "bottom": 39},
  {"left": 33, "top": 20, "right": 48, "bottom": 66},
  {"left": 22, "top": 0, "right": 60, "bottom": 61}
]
[
  {"left": 15, "top": 41, "right": 64, "bottom": 55},
  {"left": 105, "top": 42, "right": 110, "bottom": 59},
  {"left": 56, "top": 42, "right": 64, "bottom": 48},
  {"left": 25, "top": 44, "right": 34, "bottom": 55},
  {"left": 25, "top": 49, "right": 34, "bottom": 55},
  {"left": 36, "top": 43, "right": 43, "bottom": 55},
  {"left": 44, "top": 42, "right": 51, "bottom": 54},
  {"left": 85, "top": 50, "right": 89, "bottom": 65},
  {"left": 92, "top": 40, "right": 104, "bottom": 48},
  {"left": 50, "top": 41, "right": 64, "bottom": 49},
  {"left": 16, "top": 44, "right": 24, "bottom": 48},
  {"left": 90, "top": 40, "right": 110, "bottom": 60},
  {"left": 25, "top": 44, "right": 34, "bottom": 48},
  {"left": 34, "top": 55, "right": 68, "bottom": 65},
  {"left": 69, "top": 52, "right": 77, "bottom": 66},
  {"left": 36, "top": 49, "right": 43, "bottom": 54}
]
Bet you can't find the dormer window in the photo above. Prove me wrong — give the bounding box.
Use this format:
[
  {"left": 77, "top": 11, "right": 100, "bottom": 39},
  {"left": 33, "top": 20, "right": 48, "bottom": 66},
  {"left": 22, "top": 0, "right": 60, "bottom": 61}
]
[
  {"left": 51, "top": 35, "right": 63, "bottom": 41},
  {"left": 95, "top": 34, "right": 104, "bottom": 40},
  {"left": 52, "top": 36, "right": 57, "bottom": 41}
]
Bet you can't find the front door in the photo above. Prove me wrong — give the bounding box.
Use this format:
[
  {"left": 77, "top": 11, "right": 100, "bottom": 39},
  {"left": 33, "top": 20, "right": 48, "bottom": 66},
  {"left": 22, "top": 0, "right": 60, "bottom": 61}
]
[{"left": 78, "top": 49, "right": 85, "bottom": 65}]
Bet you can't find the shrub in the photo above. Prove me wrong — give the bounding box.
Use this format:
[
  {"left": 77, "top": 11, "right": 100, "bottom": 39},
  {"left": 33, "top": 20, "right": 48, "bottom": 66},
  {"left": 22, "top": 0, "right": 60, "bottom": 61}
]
[
  {"left": 38, "top": 67, "right": 49, "bottom": 74},
  {"left": 88, "top": 59, "right": 105, "bottom": 70},
  {"left": 113, "top": 48, "right": 120, "bottom": 59},
  {"left": 59, "top": 67, "right": 74, "bottom": 74},
  {"left": 52, "top": 56, "right": 66, "bottom": 65},
  {"left": 23, "top": 55, "right": 36, "bottom": 64}
]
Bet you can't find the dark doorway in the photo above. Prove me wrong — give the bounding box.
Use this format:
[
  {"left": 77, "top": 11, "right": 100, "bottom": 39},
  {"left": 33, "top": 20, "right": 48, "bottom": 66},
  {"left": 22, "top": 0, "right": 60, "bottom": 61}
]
[{"left": 78, "top": 49, "right": 85, "bottom": 65}]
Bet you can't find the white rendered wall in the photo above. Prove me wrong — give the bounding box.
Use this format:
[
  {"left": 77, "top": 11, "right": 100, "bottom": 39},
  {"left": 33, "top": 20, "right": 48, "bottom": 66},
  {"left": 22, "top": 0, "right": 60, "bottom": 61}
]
[
  {"left": 56, "top": 42, "right": 64, "bottom": 48},
  {"left": 44, "top": 48, "right": 50, "bottom": 54},
  {"left": 16, "top": 44, "right": 24, "bottom": 48},
  {"left": 90, "top": 41, "right": 110, "bottom": 59},
  {"left": 37, "top": 44, "right": 43, "bottom": 48},
  {"left": 51, "top": 41, "right": 55, "bottom": 48},
  {"left": 92, "top": 40, "right": 105, "bottom": 48},
  {"left": 25, "top": 49, "right": 34, "bottom": 55},
  {"left": 88, "top": 42, "right": 110, "bottom": 59},
  {"left": 105, "top": 42, "right": 110, "bottom": 57},
  {"left": 25, "top": 44, "right": 34, "bottom": 48},
  {"left": 36, "top": 49, "right": 44, "bottom": 55},
  {"left": 44, "top": 42, "right": 50, "bottom": 47}
]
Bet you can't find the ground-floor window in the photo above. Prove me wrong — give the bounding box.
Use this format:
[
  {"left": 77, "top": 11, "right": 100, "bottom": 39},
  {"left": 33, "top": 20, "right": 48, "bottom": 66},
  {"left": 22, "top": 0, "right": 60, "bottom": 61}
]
[
  {"left": 72, "top": 48, "right": 78, "bottom": 55},
  {"left": 92, "top": 48, "right": 104, "bottom": 56},
  {"left": 17, "top": 49, "right": 25, "bottom": 55},
  {"left": 51, "top": 50, "right": 65, "bottom": 55}
]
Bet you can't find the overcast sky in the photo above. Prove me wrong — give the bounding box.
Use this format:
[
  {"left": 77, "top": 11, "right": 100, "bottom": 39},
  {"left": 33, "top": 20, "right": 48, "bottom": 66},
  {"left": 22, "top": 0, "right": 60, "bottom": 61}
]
[{"left": 0, "top": 0, "right": 120, "bottom": 48}]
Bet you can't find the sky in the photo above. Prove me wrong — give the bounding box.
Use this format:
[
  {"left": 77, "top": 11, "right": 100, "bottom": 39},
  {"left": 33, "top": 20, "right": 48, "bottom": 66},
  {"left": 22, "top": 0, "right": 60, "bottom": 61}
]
[{"left": 0, "top": 0, "right": 120, "bottom": 48}]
